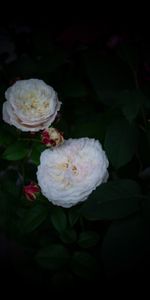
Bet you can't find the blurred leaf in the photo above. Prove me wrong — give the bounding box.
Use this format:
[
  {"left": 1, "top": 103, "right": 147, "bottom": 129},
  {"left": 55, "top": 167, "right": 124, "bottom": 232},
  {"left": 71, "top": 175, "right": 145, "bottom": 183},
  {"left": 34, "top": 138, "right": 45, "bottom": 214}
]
[
  {"left": 2, "top": 141, "right": 29, "bottom": 160},
  {"left": 54, "top": 118, "right": 69, "bottom": 137},
  {"left": 115, "top": 90, "right": 143, "bottom": 122},
  {"left": 6, "top": 55, "right": 37, "bottom": 77},
  {"left": 138, "top": 129, "right": 150, "bottom": 166},
  {"left": 101, "top": 214, "right": 150, "bottom": 278},
  {"left": 139, "top": 167, "right": 150, "bottom": 180},
  {"left": 141, "top": 87, "right": 150, "bottom": 109},
  {"left": 23, "top": 161, "right": 37, "bottom": 182},
  {"left": 71, "top": 112, "right": 115, "bottom": 142},
  {"left": 82, "top": 179, "right": 141, "bottom": 220},
  {"left": 142, "top": 197, "right": 150, "bottom": 224},
  {"left": 78, "top": 231, "right": 100, "bottom": 248},
  {"left": 50, "top": 207, "right": 67, "bottom": 233},
  {"left": 104, "top": 117, "right": 138, "bottom": 168},
  {"left": 36, "top": 51, "right": 66, "bottom": 74},
  {"left": 0, "top": 124, "right": 19, "bottom": 149},
  {"left": 71, "top": 251, "right": 97, "bottom": 279},
  {"left": 20, "top": 204, "right": 48, "bottom": 233},
  {"left": 64, "top": 99, "right": 96, "bottom": 122},
  {"left": 84, "top": 51, "right": 134, "bottom": 105},
  {"left": 60, "top": 228, "right": 77, "bottom": 244},
  {"left": 0, "top": 191, "right": 12, "bottom": 230},
  {"left": 0, "top": 128, "right": 14, "bottom": 146},
  {"left": 0, "top": 169, "right": 21, "bottom": 198},
  {"left": 62, "top": 73, "right": 88, "bottom": 98},
  {"left": 68, "top": 206, "right": 81, "bottom": 227},
  {"left": 36, "top": 244, "right": 70, "bottom": 270},
  {"left": 117, "top": 44, "right": 138, "bottom": 71},
  {"left": 30, "top": 143, "right": 45, "bottom": 165}
]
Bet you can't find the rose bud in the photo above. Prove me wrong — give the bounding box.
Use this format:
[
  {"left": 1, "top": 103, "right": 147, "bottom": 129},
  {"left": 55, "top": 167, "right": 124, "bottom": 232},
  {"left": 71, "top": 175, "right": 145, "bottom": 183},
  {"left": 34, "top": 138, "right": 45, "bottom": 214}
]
[
  {"left": 23, "top": 182, "right": 40, "bottom": 201},
  {"left": 41, "top": 127, "right": 64, "bottom": 147}
]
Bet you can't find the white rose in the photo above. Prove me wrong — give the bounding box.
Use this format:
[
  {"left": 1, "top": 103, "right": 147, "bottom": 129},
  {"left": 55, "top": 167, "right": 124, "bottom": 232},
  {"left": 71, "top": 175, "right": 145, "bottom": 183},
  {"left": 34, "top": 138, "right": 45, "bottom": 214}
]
[
  {"left": 37, "top": 138, "right": 109, "bottom": 208},
  {"left": 2, "top": 79, "right": 61, "bottom": 132}
]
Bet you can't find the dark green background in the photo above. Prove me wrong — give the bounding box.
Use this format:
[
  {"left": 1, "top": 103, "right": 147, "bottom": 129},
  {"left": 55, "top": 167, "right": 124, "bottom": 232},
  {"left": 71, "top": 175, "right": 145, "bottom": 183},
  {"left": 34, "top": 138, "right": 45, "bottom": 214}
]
[{"left": 0, "top": 16, "right": 150, "bottom": 291}]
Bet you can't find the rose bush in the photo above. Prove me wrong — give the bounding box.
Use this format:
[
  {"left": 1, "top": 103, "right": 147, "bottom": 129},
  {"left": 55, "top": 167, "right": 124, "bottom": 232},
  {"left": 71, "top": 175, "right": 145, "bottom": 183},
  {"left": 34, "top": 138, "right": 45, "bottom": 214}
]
[
  {"left": 2, "top": 79, "right": 61, "bottom": 132},
  {"left": 1, "top": 29, "right": 150, "bottom": 287}
]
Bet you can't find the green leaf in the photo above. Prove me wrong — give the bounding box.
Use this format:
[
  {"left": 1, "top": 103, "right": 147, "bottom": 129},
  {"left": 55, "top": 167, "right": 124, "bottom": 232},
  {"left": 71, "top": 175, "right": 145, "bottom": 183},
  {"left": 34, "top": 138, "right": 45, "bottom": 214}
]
[
  {"left": 7, "top": 55, "right": 37, "bottom": 77},
  {"left": 82, "top": 179, "right": 141, "bottom": 220},
  {"left": 117, "top": 44, "right": 138, "bottom": 71},
  {"left": 36, "top": 244, "right": 70, "bottom": 270},
  {"left": 101, "top": 214, "right": 150, "bottom": 278},
  {"left": 60, "top": 228, "right": 77, "bottom": 244},
  {"left": 20, "top": 204, "right": 48, "bottom": 233},
  {"left": 71, "top": 251, "right": 97, "bottom": 280},
  {"left": 50, "top": 207, "right": 67, "bottom": 233},
  {"left": 0, "top": 128, "right": 14, "bottom": 146},
  {"left": 71, "top": 111, "right": 116, "bottom": 142},
  {"left": 2, "top": 141, "right": 29, "bottom": 160},
  {"left": 36, "top": 49, "right": 66, "bottom": 74},
  {"left": 62, "top": 74, "right": 88, "bottom": 98},
  {"left": 78, "top": 231, "right": 100, "bottom": 248},
  {"left": 84, "top": 51, "right": 134, "bottom": 105},
  {"left": 68, "top": 206, "right": 80, "bottom": 227},
  {"left": 116, "top": 90, "right": 142, "bottom": 122},
  {"left": 104, "top": 117, "right": 138, "bottom": 168},
  {"left": 30, "top": 143, "right": 45, "bottom": 166},
  {"left": 0, "top": 191, "right": 13, "bottom": 230},
  {"left": 0, "top": 169, "right": 21, "bottom": 198}
]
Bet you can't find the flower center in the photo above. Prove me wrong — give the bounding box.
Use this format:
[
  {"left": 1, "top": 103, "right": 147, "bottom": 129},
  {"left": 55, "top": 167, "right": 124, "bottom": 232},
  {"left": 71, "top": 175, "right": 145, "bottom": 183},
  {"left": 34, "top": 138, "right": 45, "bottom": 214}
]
[
  {"left": 17, "top": 95, "right": 50, "bottom": 116},
  {"left": 57, "top": 161, "right": 79, "bottom": 175}
]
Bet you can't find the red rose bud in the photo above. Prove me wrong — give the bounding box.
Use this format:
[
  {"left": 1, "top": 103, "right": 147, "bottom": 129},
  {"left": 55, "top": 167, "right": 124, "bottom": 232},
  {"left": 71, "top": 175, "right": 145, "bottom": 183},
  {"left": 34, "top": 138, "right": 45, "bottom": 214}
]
[
  {"left": 23, "top": 182, "right": 40, "bottom": 201},
  {"left": 41, "top": 127, "right": 64, "bottom": 147}
]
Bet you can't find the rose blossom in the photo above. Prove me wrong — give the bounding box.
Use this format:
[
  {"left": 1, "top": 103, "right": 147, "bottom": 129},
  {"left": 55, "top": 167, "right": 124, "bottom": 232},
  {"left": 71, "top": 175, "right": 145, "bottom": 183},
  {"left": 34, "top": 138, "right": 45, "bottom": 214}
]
[
  {"left": 37, "top": 138, "right": 109, "bottom": 208},
  {"left": 23, "top": 182, "right": 40, "bottom": 201},
  {"left": 2, "top": 79, "right": 61, "bottom": 132},
  {"left": 41, "top": 127, "right": 64, "bottom": 147}
]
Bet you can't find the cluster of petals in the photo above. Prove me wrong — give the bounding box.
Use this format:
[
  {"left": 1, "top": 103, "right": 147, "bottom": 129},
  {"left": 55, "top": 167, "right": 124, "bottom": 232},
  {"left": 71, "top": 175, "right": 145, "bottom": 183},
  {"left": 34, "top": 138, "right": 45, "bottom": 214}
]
[
  {"left": 37, "top": 138, "right": 109, "bottom": 208},
  {"left": 3, "top": 79, "right": 61, "bottom": 132},
  {"left": 41, "top": 127, "right": 64, "bottom": 147},
  {"left": 23, "top": 182, "right": 40, "bottom": 201}
]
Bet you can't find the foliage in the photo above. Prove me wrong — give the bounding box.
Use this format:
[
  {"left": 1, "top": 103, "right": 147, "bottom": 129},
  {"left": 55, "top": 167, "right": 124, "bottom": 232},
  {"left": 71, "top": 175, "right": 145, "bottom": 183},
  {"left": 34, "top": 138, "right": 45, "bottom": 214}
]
[{"left": 0, "top": 25, "right": 150, "bottom": 288}]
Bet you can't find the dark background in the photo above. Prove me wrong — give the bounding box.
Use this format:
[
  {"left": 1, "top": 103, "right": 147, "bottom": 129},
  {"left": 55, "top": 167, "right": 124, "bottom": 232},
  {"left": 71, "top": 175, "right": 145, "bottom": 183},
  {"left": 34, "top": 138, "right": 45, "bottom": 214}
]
[{"left": 0, "top": 7, "right": 150, "bottom": 294}]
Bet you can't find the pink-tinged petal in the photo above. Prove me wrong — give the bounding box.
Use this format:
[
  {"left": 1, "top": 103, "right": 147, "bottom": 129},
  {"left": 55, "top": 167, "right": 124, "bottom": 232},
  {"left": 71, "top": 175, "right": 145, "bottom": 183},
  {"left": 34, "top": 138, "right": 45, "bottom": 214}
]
[
  {"left": 3, "top": 79, "right": 61, "bottom": 132},
  {"left": 41, "top": 127, "right": 64, "bottom": 147},
  {"left": 37, "top": 138, "right": 109, "bottom": 208},
  {"left": 23, "top": 182, "right": 40, "bottom": 201}
]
